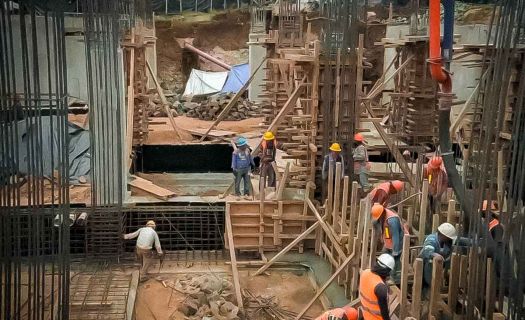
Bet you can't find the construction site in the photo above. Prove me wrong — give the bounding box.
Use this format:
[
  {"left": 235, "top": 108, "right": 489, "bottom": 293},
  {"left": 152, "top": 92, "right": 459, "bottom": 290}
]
[{"left": 1, "top": 0, "right": 525, "bottom": 319}]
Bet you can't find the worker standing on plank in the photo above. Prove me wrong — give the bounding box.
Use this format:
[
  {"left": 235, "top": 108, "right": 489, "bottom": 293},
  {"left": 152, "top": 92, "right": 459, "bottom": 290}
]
[
  {"left": 231, "top": 137, "right": 255, "bottom": 200},
  {"left": 359, "top": 253, "right": 395, "bottom": 320},
  {"left": 322, "top": 142, "right": 345, "bottom": 181},
  {"left": 369, "top": 180, "right": 404, "bottom": 206},
  {"left": 371, "top": 203, "right": 408, "bottom": 283},
  {"left": 418, "top": 222, "right": 457, "bottom": 294},
  {"left": 123, "top": 220, "right": 163, "bottom": 277},
  {"left": 260, "top": 131, "right": 278, "bottom": 189},
  {"left": 353, "top": 133, "right": 371, "bottom": 192},
  {"left": 423, "top": 156, "right": 448, "bottom": 216},
  {"left": 315, "top": 306, "right": 358, "bottom": 320}
]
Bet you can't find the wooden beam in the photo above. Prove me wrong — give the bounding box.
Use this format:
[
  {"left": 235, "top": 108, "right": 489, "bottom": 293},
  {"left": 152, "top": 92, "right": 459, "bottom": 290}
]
[
  {"left": 340, "top": 176, "right": 350, "bottom": 234},
  {"left": 448, "top": 253, "right": 460, "bottom": 314},
  {"left": 412, "top": 258, "right": 424, "bottom": 318},
  {"left": 254, "top": 219, "right": 322, "bottom": 276},
  {"left": 225, "top": 205, "right": 244, "bottom": 311},
  {"left": 295, "top": 243, "right": 356, "bottom": 320},
  {"left": 126, "top": 270, "right": 139, "bottom": 320},
  {"left": 334, "top": 48, "right": 342, "bottom": 127},
  {"left": 126, "top": 29, "right": 135, "bottom": 170},
  {"left": 306, "top": 198, "right": 347, "bottom": 260},
  {"left": 419, "top": 180, "right": 429, "bottom": 243},
  {"left": 199, "top": 57, "right": 267, "bottom": 141},
  {"left": 276, "top": 162, "right": 290, "bottom": 200},
  {"left": 429, "top": 256, "right": 444, "bottom": 318},
  {"left": 364, "top": 55, "right": 414, "bottom": 102},
  {"left": 128, "top": 175, "right": 175, "bottom": 200},
  {"left": 399, "top": 234, "right": 411, "bottom": 320}
]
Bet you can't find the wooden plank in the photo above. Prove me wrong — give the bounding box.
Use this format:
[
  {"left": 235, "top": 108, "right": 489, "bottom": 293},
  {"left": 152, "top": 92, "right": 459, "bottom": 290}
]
[
  {"left": 419, "top": 180, "right": 429, "bottom": 243},
  {"left": 432, "top": 213, "right": 440, "bottom": 232},
  {"left": 412, "top": 258, "right": 424, "bottom": 318},
  {"left": 294, "top": 243, "right": 356, "bottom": 320},
  {"left": 276, "top": 162, "right": 290, "bottom": 201},
  {"left": 199, "top": 57, "right": 267, "bottom": 141},
  {"left": 254, "top": 219, "right": 322, "bottom": 276},
  {"left": 225, "top": 205, "right": 244, "bottom": 311},
  {"left": 347, "top": 182, "right": 359, "bottom": 252},
  {"left": 448, "top": 253, "right": 460, "bottom": 313},
  {"left": 360, "top": 199, "right": 372, "bottom": 271},
  {"left": 332, "top": 162, "right": 342, "bottom": 227},
  {"left": 128, "top": 175, "right": 175, "bottom": 200},
  {"left": 126, "top": 28, "right": 135, "bottom": 170},
  {"left": 399, "top": 234, "right": 411, "bottom": 319},
  {"left": 327, "top": 159, "right": 334, "bottom": 221},
  {"left": 447, "top": 199, "right": 456, "bottom": 223},
  {"left": 306, "top": 199, "right": 347, "bottom": 260},
  {"left": 364, "top": 55, "right": 414, "bottom": 101},
  {"left": 340, "top": 176, "right": 350, "bottom": 234},
  {"left": 485, "top": 258, "right": 495, "bottom": 320},
  {"left": 429, "top": 256, "right": 444, "bottom": 318},
  {"left": 186, "top": 128, "right": 236, "bottom": 137},
  {"left": 126, "top": 270, "right": 139, "bottom": 320},
  {"left": 334, "top": 48, "right": 341, "bottom": 127}
]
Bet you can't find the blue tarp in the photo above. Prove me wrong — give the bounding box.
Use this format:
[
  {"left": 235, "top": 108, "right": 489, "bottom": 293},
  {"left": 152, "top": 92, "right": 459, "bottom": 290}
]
[{"left": 221, "top": 63, "right": 249, "bottom": 94}]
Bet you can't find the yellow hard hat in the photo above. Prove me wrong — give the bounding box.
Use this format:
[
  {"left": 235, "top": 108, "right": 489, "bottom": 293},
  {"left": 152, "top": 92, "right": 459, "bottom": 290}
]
[
  {"left": 329, "top": 143, "right": 342, "bottom": 152},
  {"left": 146, "top": 220, "right": 156, "bottom": 227},
  {"left": 263, "top": 131, "right": 275, "bottom": 141}
]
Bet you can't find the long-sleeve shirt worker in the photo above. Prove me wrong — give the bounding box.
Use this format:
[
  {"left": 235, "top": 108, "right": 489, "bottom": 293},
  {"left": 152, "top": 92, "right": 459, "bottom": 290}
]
[
  {"left": 375, "top": 283, "right": 390, "bottom": 320},
  {"left": 124, "top": 227, "right": 162, "bottom": 253},
  {"left": 231, "top": 148, "right": 255, "bottom": 171},
  {"left": 353, "top": 144, "right": 368, "bottom": 173},
  {"left": 322, "top": 154, "right": 345, "bottom": 180}
]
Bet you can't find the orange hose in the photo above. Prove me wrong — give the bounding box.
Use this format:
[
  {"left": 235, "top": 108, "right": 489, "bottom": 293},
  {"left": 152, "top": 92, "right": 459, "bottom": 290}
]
[{"left": 429, "top": 0, "right": 452, "bottom": 93}]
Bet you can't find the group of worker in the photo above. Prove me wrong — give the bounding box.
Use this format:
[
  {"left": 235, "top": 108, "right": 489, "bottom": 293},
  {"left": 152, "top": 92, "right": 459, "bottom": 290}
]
[{"left": 230, "top": 131, "right": 278, "bottom": 200}]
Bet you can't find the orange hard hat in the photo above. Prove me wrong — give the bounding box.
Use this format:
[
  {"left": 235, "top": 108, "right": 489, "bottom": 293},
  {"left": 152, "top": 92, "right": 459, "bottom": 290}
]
[
  {"left": 391, "top": 180, "right": 404, "bottom": 193},
  {"left": 354, "top": 133, "right": 364, "bottom": 142},
  {"left": 343, "top": 306, "right": 358, "bottom": 320},
  {"left": 428, "top": 156, "right": 443, "bottom": 169},
  {"left": 371, "top": 203, "right": 385, "bottom": 220}
]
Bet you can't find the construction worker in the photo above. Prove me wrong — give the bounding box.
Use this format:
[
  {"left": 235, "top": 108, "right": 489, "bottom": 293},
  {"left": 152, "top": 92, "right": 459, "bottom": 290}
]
[
  {"left": 260, "top": 131, "right": 278, "bottom": 189},
  {"left": 371, "top": 203, "right": 408, "bottom": 283},
  {"left": 322, "top": 142, "right": 345, "bottom": 181},
  {"left": 423, "top": 156, "right": 448, "bottom": 216},
  {"left": 123, "top": 220, "right": 163, "bottom": 277},
  {"left": 353, "top": 133, "right": 370, "bottom": 192},
  {"left": 481, "top": 200, "right": 503, "bottom": 242},
  {"left": 231, "top": 137, "right": 255, "bottom": 200},
  {"left": 359, "top": 253, "right": 395, "bottom": 320},
  {"left": 369, "top": 180, "right": 404, "bottom": 206},
  {"left": 418, "top": 222, "right": 457, "bottom": 293},
  {"left": 315, "top": 306, "right": 358, "bottom": 320}
]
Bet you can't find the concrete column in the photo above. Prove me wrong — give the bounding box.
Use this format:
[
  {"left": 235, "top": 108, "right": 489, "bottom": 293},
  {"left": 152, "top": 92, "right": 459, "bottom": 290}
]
[{"left": 248, "top": 33, "right": 267, "bottom": 103}]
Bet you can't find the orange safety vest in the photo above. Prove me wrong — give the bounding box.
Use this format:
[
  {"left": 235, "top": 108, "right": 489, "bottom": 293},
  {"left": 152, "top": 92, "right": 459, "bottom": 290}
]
[
  {"left": 382, "top": 209, "right": 409, "bottom": 250},
  {"left": 370, "top": 182, "right": 391, "bottom": 204},
  {"left": 489, "top": 219, "right": 500, "bottom": 231},
  {"left": 315, "top": 308, "right": 346, "bottom": 320},
  {"left": 359, "top": 269, "right": 385, "bottom": 320}
]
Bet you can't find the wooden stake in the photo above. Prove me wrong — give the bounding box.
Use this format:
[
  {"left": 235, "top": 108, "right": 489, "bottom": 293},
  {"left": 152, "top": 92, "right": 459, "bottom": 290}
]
[
  {"left": 412, "top": 258, "right": 424, "bottom": 318},
  {"left": 447, "top": 199, "right": 456, "bottom": 223},
  {"left": 485, "top": 258, "right": 495, "bottom": 319},
  {"left": 432, "top": 213, "right": 440, "bottom": 232},
  {"left": 276, "top": 162, "right": 290, "bottom": 200},
  {"left": 334, "top": 48, "right": 341, "bottom": 127},
  {"left": 419, "top": 180, "right": 429, "bottom": 243},
  {"left": 399, "top": 234, "right": 411, "bottom": 319},
  {"left": 332, "top": 162, "right": 342, "bottom": 227},
  {"left": 447, "top": 253, "right": 460, "bottom": 314},
  {"left": 327, "top": 160, "right": 334, "bottom": 221},
  {"left": 347, "top": 181, "right": 359, "bottom": 250},
  {"left": 225, "top": 206, "right": 244, "bottom": 311},
  {"left": 429, "top": 256, "right": 444, "bottom": 318},
  {"left": 360, "top": 200, "right": 372, "bottom": 271},
  {"left": 341, "top": 176, "right": 350, "bottom": 234}
]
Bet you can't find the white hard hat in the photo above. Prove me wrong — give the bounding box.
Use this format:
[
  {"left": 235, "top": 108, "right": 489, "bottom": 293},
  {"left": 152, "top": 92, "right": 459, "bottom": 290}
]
[
  {"left": 377, "top": 253, "right": 395, "bottom": 271},
  {"left": 437, "top": 222, "right": 457, "bottom": 240}
]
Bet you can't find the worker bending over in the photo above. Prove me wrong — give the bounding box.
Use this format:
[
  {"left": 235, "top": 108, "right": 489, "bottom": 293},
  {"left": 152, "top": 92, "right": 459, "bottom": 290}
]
[
  {"left": 322, "top": 142, "right": 345, "bottom": 181},
  {"left": 369, "top": 180, "right": 404, "bottom": 206},
  {"left": 418, "top": 222, "right": 457, "bottom": 294},
  {"left": 371, "top": 204, "right": 408, "bottom": 283},
  {"left": 123, "top": 220, "right": 163, "bottom": 277},
  {"left": 315, "top": 306, "right": 358, "bottom": 320},
  {"left": 231, "top": 137, "right": 254, "bottom": 200},
  {"left": 353, "top": 133, "right": 370, "bottom": 192},
  {"left": 423, "top": 156, "right": 448, "bottom": 215},
  {"left": 359, "top": 253, "right": 395, "bottom": 320},
  {"left": 260, "top": 131, "right": 278, "bottom": 189}
]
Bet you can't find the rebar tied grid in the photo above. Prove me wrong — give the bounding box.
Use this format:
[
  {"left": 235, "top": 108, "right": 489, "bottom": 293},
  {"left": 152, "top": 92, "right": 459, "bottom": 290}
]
[{"left": 0, "top": 1, "right": 70, "bottom": 319}]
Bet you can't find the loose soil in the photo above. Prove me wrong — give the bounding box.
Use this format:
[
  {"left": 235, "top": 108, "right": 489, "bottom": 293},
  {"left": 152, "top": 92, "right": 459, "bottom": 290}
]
[{"left": 134, "top": 268, "right": 324, "bottom": 320}]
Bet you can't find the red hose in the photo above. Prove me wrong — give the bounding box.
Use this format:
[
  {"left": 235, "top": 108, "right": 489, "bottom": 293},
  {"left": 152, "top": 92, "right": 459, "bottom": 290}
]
[{"left": 429, "top": 0, "right": 452, "bottom": 93}]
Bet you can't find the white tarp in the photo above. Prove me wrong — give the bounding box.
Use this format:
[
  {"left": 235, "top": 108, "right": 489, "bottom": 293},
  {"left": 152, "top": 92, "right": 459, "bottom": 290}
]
[{"left": 183, "top": 69, "right": 228, "bottom": 96}]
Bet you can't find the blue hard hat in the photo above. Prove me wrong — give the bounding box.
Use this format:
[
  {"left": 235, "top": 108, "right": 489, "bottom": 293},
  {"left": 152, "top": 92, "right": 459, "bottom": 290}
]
[{"left": 236, "top": 137, "right": 247, "bottom": 146}]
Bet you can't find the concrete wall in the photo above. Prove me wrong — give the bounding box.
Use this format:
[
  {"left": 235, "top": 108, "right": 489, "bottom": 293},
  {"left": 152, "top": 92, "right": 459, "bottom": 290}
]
[{"left": 248, "top": 33, "right": 267, "bottom": 103}]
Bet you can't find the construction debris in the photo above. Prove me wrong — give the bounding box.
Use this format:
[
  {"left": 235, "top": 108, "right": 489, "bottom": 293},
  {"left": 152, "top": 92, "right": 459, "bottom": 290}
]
[
  {"left": 157, "top": 274, "right": 241, "bottom": 320},
  {"left": 243, "top": 289, "right": 312, "bottom": 320},
  {"left": 184, "top": 94, "right": 262, "bottom": 121}
]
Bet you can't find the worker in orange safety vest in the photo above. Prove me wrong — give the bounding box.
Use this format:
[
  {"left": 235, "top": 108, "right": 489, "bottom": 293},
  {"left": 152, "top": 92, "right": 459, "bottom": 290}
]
[
  {"left": 369, "top": 180, "right": 405, "bottom": 206},
  {"left": 315, "top": 306, "right": 358, "bottom": 320},
  {"left": 370, "top": 204, "right": 408, "bottom": 283},
  {"left": 423, "top": 156, "right": 449, "bottom": 216},
  {"left": 359, "top": 254, "right": 395, "bottom": 320}
]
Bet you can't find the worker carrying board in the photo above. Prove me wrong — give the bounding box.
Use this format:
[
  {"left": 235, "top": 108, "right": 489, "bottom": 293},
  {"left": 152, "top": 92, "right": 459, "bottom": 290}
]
[
  {"left": 370, "top": 203, "right": 409, "bottom": 283},
  {"left": 359, "top": 253, "right": 396, "bottom": 320},
  {"left": 123, "top": 220, "right": 164, "bottom": 278},
  {"left": 369, "top": 180, "right": 404, "bottom": 206}
]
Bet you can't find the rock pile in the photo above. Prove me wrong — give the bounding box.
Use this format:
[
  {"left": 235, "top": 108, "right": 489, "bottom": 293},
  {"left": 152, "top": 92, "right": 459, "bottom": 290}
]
[
  {"left": 159, "top": 274, "right": 241, "bottom": 320},
  {"left": 184, "top": 94, "right": 261, "bottom": 121}
]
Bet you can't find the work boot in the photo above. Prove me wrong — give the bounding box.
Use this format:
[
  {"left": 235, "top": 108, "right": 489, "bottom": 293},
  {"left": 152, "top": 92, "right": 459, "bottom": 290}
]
[
  {"left": 235, "top": 195, "right": 241, "bottom": 201},
  {"left": 243, "top": 194, "right": 251, "bottom": 200}
]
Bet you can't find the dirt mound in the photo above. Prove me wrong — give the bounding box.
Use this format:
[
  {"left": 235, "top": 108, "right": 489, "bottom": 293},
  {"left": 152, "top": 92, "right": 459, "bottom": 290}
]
[{"left": 155, "top": 10, "right": 251, "bottom": 93}]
